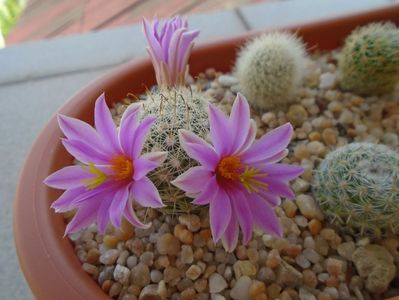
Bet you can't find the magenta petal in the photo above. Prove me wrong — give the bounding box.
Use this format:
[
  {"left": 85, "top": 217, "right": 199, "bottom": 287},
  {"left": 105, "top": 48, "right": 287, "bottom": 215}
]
[
  {"left": 62, "top": 138, "right": 110, "bottom": 165},
  {"left": 236, "top": 119, "right": 257, "bottom": 155},
  {"left": 130, "top": 176, "right": 164, "bottom": 208},
  {"left": 178, "top": 30, "right": 200, "bottom": 70},
  {"left": 210, "top": 187, "right": 232, "bottom": 242},
  {"left": 140, "top": 151, "right": 168, "bottom": 165},
  {"left": 250, "top": 194, "right": 283, "bottom": 237},
  {"left": 208, "top": 103, "right": 231, "bottom": 156},
  {"left": 241, "top": 123, "right": 293, "bottom": 164},
  {"left": 179, "top": 130, "right": 219, "bottom": 169},
  {"left": 109, "top": 185, "right": 130, "bottom": 228},
  {"left": 172, "top": 166, "right": 214, "bottom": 194},
  {"left": 143, "top": 18, "right": 163, "bottom": 62},
  {"left": 133, "top": 157, "right": 159, "bottom": 181},
  {"left": 65, "top": 200, "right": 100, "bottom": 235},
  {"left": 263, "top": 164, "right": 304, "bottom": 181},
  {"left": 119, "top": 106, "right": 140, "bottom": 155},
  {"left": 221, "top": 216, "right": 239, "bottom": 253},
  {"left": 94, "top": 94, "right": 120, "bottom": 154},
  {"left": 229, "top": 94, "right": 250, "bottom": 152},
  {"left": 229, "top": 189, "right": 253, "bottom": 244},
  {"left": 51, "top": 186, "right": 86, "bottom": 212},
  {"left": 261, "top": 150, "right": 288, "bottom": 164},
  {"left": 131, "top": 115, "right": 156, "bottom": 159},
  {"left": 257, "top": 189, "right": 281, "bottom": 206},
  {"left": 44, "top": 165, "right": 93, "bottom": 189},
  {"left": 97, "top": 195, "right": 112, "bottom": 234},
  {"left": 124, "top": 198, "right": 151, "bottom": 229},
  {"left": 192, "top": 175, "right": 218, "bottom": 205},
  {"left": 267, "top": 179, "right": 296, "bottom": 200}
]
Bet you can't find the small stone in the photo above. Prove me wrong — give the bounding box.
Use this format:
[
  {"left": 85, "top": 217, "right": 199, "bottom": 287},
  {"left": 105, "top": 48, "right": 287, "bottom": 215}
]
[
  {"left": 181, "top": 288, "right": 196, "bottom": 300},
  {"left": 307, "top": 141, "right": 326, "bottom": 156},
  {"left": 294, "top": 144, "right": 310, "bottom": 160},
  {"left": 327, "top": 101, "right": 344, "bottom": 113},
  {"left": 304, "top": 236, "right": 316, "bottom": 249},
  {"left": 249, "top": 280, "right": 267, "bottom": 300},
  {"left": 218, "top": 75, "right": 238, "bottom": 87},
  {"left": 235, "top": 245, "right": 248, "bottom": 260},
  {"left": 87, "top": 248, "right": 101, "bottom": 265},
  {"left": 338, "top": 283, "right": 350, "bottom": 300},
  {"left": 247, "top": 248, "right": 259, "bottom": 264},
  {"left": 276, "top": 261, "right": 303, "bottom": 287},
  {"left": 100, "top": 249, "right": 120, "bottom": 265},
  {"left": 323, "top": 287, "right": 339, "bottom": 300},
  {"left": 299, "top": 288, "right": 316, "bottom": 300},
  {"left": 194, "top": 278, "right": 208, "bottom": 293},
  {"left": 266, "top": 249, "right": 281, "bottom": 269},
  {"left": 296, "top": 195, "right": 324, "bottom": 221},
  {"left": 295, "top": 254, "right": 311, "bottom": 269},
  {"left": 179, "top": 214, "right": 201, "bottom": 232},
  {"left": 101, "top": 279, "right": 112, "bottom": 293},
  {"left": 109, "top": 282, "right": 122, "bottom": 298},
  {"left": 209, "top": 273, "right": 228, "bottom": 293},
  {"left": 114, "top": 264, "right": 130, "bottom": 285},
  {"left": 117, "top": 250, "right": 130, "bottom": 266},
  {"left": 320, "top": 228, "right": 341, "bottom": 249},
  {"left": 140, "top": 251, "right": 154, "bottom": 266},
  {"left": 319, "top": 72, "right": 336, "bottom": 89},
  {"left": 303, "top": 248, "right": 321, "bottom": 263},
  {"left": 303, "top": 269, "right": 317, "bottom": 288},
  {"left": 115, "top": 219, "right": 135, "bottom": 241},
  {"left": 103, "top": 235, "right": 120, "bottom": 248},
  {"left": 322, "top": 128, "right": 337, "bottom": 145},
  {"left": 282, "top": 200, "right": 298, "bottom": 218},
  {"left": 139, "top": 284, "right": 161, "bottom": 300},
  {"left": 308, "top": 219, "right": 322, "bottom": 235},
  {"left": 131, "top": 263, "right": 150, "bottom": 287},
  {"left": 308, "top": 131, "right": 321, "bottom": 141},
  {"left": 315, "top": 236, "right": 329, "bottom": 256},
  {"left": 325, "top": 258, "right": 343, "bottom": 276},
  {"left": 337, "top": 242, "right": 355, "bottom": 261},
  {"left": 317, "top": 292, "right": 332, "bottom": 300},
  {"left": 338, "top": 109, "right": 353, "bottom": 124},
  {"left": 239, "top": 260, "right": 257, "bottom": 277},
  {"left": 287, "top": 104, "right": 309, "bottom": 127},
  {"left": 383, "top": 132, "right": 399, "bottom": 146},
  {"left": 82, "top": 263, "right": 99, "bottom": 277},
  {"left": 186, "top": 265, "right": 202, "bottom": 281},
  {"left": 230, "top": 276, "right": 252, "bottom": 300},
  {"left": 150, "top": 270, "right": 163, "bottom": 283},
  {"left": 174, "top": 224, "right": 193, "bottom": 244},
  {"left": 211, "top": 294, "right": 226, "bottom": 300},
  {"left": 261, "top": 112, "right": 276, "bottom": 124},
  {"left": 352, "top": 245, "right": 396, "bottom": 293},
  {"left": 127, "top": 256, "right": 138, "bottom": 268},
  {"left": 292, "top": 178, "right": 310, "bottom": 194},
  {"left": 156, "top": 233, "right": 181, "bottom": 256},
  {"left": 283, "top": 244, "right": 302, "bottom": 258},
  {"left": 294, "top": 215, "right": 308, "bottom": 228},
  {"left": 180, "top": 245, "right": 194, "bottom": 264},
  {"left": 163, "top": 266, "right": 181, "bottom": 283}
]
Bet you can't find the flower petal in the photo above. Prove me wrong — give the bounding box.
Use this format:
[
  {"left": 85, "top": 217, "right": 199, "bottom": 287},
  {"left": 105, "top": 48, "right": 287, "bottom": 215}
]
[
  {"left": 51, "top": 186, "right": 86, "bottom": 212},
  {"left": 130, "top": 176, "right": 164, "bottom": 208},
  {"left": 263, "top": 164, "right": 304, "bottom": 181},
  {"left": 44, "top": 165, "right": 93, "bottom": 189},
  {"left": 131, "top": 115, "right": 156, "bottom": 159},
  {"left": 65, "top": 200, "right": 100, "bottom": 235},
  {"left": 179, "top": 129, "right": 219, "bottom": 169},
  {"left": 191, "top": 175, "right": 218, "bottom": 205},
  {"left": 229, "top": 94, "right": 250, "bottom": 152},
  {"left": 210, "top": 186, "right": 232, "bottom": 242},
  {"left": 257, "top": 189, "right": 281, "bottom": 206},
  {"left": 124, "top": 198, "right": 151, "bottom": 229},
  {"left": 97, "top": 194, "right": 113, "bottom": 234},
  {"left": 221, "top": 216, "right": 239, "bottom": 253},
  {"left": 236, "top": 119, "right": 257, "bottom": 155},
  {"left": 250, "top": 194, "right": 283, "bottom": 237},
  {"left": 241, "top": 123, "right": 293, "bottom": 164},
  {"left": 94, "top": 94, "right": 120, "bottom": 154},
  {"left": 62, "top": 138, "right": 110, "bottom": 165},
  {"left": 109, "top": 185, "right": 130, "bottom": 229},
  {"left": 229, "top": 189, "right": 253, "bottom": 244},
  {"left": 119, "top": 106, "right": 140, "bottom": 155},
  {"left": 208, "top": 103, "right": 231, "bottom": 156},
  {"left": 267, "top": 179, "right": 296, "bottom": 200},
  {"left": 133, "top": 157, "right": 159, "bottom": 181},
  {"left": 172, "top": 166, "right": 214, "bottom": 194},
  {"left": 140, "top": 151, "right": 168, "bottom": 165}
]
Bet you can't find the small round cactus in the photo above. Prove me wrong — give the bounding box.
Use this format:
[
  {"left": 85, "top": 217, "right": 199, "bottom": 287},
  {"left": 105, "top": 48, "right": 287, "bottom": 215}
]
[
  {"left": 234, "top": 32, "right": 307, "bottom": 111},
  {"left": 140, "top": 87, "right": 210, "bottom": 213},
  {"left": 313, "top": 143, "right": 399, "bottom": 237},
  {"left": 338, "top": 22, "right": 399, "bottom": 96}
]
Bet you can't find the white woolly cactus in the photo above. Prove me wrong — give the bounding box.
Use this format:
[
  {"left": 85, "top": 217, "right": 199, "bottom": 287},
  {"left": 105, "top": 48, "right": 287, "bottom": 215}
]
[
  {"left": 139, "top": 87, "right": 210, "bottom": 213},
  {"left": 313, "top": 143, "right": 399, "bottom": 237},
  {"left": 234, "top": 32, "right": 307, "bottom": 111}
]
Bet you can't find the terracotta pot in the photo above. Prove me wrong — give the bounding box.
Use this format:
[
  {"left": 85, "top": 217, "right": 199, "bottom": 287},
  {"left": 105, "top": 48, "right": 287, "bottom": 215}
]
[{"left": 14, "top": 4, "right": 399, "bottom": 300}]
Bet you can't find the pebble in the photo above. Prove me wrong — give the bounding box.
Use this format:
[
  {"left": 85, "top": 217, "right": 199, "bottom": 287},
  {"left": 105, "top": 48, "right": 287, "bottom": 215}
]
[
  {"left": 109, "top": 282, "right": 122, "bottom": 297},
  {"left": 87, "top": 248, "right": 101, "bottom": 265},
  {"left": 218, "top": 75, "right": 238, "bottom": 87},
  {"left": 186, "top": 265, "right": 202, "bottom": 281},
  {"left": 230, "top": 276, "right": 251, "bottom": 300},
  {"left": 249, "top": 280, "right": 267, "bottom": 300},
  {"left": 303, "top": 248, "right": 321, "bottom": 264},
  {"left": 307, "top": 141, "right": 326, "bottom": 156},
  {"left": 163, "top": 266, "right": 181, "bottom": 283},
  {"left": 294, "top": 144, "right": 310, "bottom": 160},
  {"left": 211, "top": 294, "right": 226, "bottom": 300},
  {"left": 150, "top": 270, "right": 163, "bottom": 283},
  {"left": 174, "top": 224, "right": 193, "bottom": 244},
  {"left": 209, "top": 273, "right": 228, "bottom": 293},
  {"left": 114, "top": 264, "right": 130, "bottom": 285},
  {"left": 131, "top": 263, "right": 150, "bottom": 287},
  {"left": 303, "top": 269, "right": 317, "bottom": 288},
  {"left": 156, "top": 233, "right": 181, "bottom": 256},
  {"left": 296, "top": 195, "right": 324, "bottom": 221},
  {"left": 266, "top": 249, "right": 281, "bottom": 269},
  {"left": 276, "top": 261, "right": 303, "bottom": 287},
  {"left": 127, "top": 256, "right": 138, "bottom": 268},
  {"left": 180, "top": 245, "right": 194, "bottom": 264},
  {"left": 282, "top": 200, "right": 298, "bottom": 218},
  {"left": 322, "top": 128, "right": 337, "bottom": 145},
  {"left": 299, "top": 287, "right": 317, "bottom": 300},
  {"left": 99, "top": 249, "right": 120, "bottom": 265},
  {"left": 140, "top": 251, "right": 154, "bottom": 266},
  {"left": 179, "top": 214, "right": 201, "bottom": 232},
  {"left": 295, "top": 254, "right": 311, "bottom": 269},
  {"left": 308, "top": 219, "right": 322, "bottom": 235},
  {"left": 82, "top": 263, "right": 99, "bottom": 277},
  {"left": 292, "top": 178, "right": 310, "bottom": 193},
  {"left": 325, "top": 258, "right": 343, "bottom": 276},
  {"left": 139, "top": 284, "right": 161, "bottom": 300},
  {"left": 294, "top": 215, "right": 308, "bottom": 228},
  {"left": 103, "top": 235, "right": 119, "bottom": 248},
  {"left": 287, "top": 105, "right": 309, "bottom": 127},
  {"left": 319, "top": 72, "right": 336, "bottom": 89}
]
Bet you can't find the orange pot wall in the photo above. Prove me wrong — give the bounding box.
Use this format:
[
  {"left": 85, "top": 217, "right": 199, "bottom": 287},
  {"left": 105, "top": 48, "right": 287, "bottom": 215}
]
[{"left": 14, "top": 4, "right": 399, "bottom": 300}]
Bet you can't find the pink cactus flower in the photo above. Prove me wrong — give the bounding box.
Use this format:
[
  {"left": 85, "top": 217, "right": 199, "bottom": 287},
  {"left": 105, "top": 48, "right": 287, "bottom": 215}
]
[
  {"left": 44, "top": 94, "right": 167, "bottom": 235},
  {"left": 143, "top": 16, "right": 199, "bottom": 87},
  {"left": 172, "top": 94, "right": 304, "bottom": 252}
]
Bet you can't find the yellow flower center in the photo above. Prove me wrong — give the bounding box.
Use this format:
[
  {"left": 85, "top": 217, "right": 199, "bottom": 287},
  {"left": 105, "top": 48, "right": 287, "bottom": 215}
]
[
  {"left": 216, "top": 156, "right": 268, "bottom": 193},
  {"left": 82, "top": 155, "right": 133, "bottom": 190}
]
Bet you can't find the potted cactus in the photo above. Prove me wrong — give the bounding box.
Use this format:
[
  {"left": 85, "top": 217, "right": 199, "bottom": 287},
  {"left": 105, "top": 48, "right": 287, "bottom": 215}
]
[{"left": 14, "top": 5, "right": 399, "bottom": 300}]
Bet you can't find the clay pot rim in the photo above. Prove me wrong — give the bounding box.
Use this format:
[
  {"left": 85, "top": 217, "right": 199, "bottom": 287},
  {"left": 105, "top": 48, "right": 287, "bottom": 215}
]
[{"left": 13, "top": 3, "right": 399, "bottom": 300}]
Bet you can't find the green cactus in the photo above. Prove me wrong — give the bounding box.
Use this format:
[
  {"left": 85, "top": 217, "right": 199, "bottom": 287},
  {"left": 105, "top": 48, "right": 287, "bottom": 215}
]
[
  {"left": 139, "top": 87, "right": 210, "bottom": 214},
  {"left": 338, "top": 22, "right": 399, "bottom": 96},
  {"left": 313, "top": 143, "right": 399, "bottom": 237},
  {"left": 234, "top": 32, "right": 307, "bottom": 111}
]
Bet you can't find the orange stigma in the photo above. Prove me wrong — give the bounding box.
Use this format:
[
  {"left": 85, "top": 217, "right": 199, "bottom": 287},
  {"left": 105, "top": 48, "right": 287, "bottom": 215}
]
[
  {"left": 110, "top": 155, "right": 134, "bottom": 180},
  {"left": 217, "top": 156, "right": 242, "bottom": 180}
]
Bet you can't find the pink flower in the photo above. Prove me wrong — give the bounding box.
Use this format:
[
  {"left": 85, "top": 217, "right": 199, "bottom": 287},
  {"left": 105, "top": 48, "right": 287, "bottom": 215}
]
[
  {"left": 44, "top": 94, "right": 167, "bottom": 235},
  {"left": 143, "top": 16, "right": 199, "bottom": 87},
  {"left": 172, "top": 94, "right": 304, "bottom": 252}
]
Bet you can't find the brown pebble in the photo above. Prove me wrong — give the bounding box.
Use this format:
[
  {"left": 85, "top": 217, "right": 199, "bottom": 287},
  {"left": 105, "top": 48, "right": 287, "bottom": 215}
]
[
  {"left": 87, "top": 248, "right": 101, "bottom": 265},
  {"left": 282, "top": 201, "right": 298, "bottom": 218},
  {"left": 308, "top": 131, "right": 321, "bottom": 141},
  {"left": 317, "top": 292, "right": 332, "bottom": 300},
  {"left": 101, "top": 279, "right": 112, "bottom": 293},
  {"left": 308, "top": 219, "right": 322, "bottom": 235},
  {"left": 322, "top": 128, "right": 337, "bottom": 145},
  {"left": 283, "top": 245, "right": 302, "bottom": 258},
  {"left": 249, "top": 280, "right": 267, "bottom": 300},
  {"left": 103, "top": 235, "right": 119, "bottom": 248},
  {"left": 115, "top": 219, "right": 135, "bottom": 241},
  {"left": 194, "top": 278, "right": 207, "bottom": 293},
  {"left": 266, "top": 249, "right": 281, "bottom": 269},
  {"left": 287, "top": 104, "right": 309, "bottom": 127},
  {"left": 199, "top": 229, "right": 211, "bottom": 241},
  {"left": 157, "top": 233, "right": 181, "bottom": 256},
  {"left": 326, "top": 258, "right": 343, "bottom": 276},
  {"left": 326, "top": 275, "right": 339, "bottom": 288},
  {"left": 303, "top": 269, "right": 317, "bottom": 288},
  {"left": 174, "top": 224, "right": 193, "bottom": 244}
]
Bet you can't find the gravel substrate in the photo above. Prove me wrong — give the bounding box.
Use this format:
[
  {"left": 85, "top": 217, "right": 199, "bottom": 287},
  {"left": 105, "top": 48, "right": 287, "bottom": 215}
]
[{"left": 68, "top": 51, "right": 399, "bottom": 300}]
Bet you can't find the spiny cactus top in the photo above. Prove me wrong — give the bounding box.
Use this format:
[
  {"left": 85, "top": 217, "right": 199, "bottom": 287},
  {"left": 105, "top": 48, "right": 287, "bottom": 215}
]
[
  {"left": 143, "top": 17, "right": 200, "bottom": 88},
  {"left": 338, "top": 22, "right": 399, "bottom": 96},
  {"left": 313, "top": 143, "right": 399, "bottom": 237},
  {"left": 234, "top": 32, "right": 307, "bottom": 111},
  {"left": 44, "top": 94, "right": 167, "bottom": 235}
]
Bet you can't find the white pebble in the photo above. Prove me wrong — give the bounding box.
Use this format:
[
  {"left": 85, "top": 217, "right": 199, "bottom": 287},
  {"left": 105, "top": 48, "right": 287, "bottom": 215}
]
[
  {"left": 209, "top": 273, "right": 228, "bottom": 293},
  {"left": 230, "top": 276, "right": 251, "bottom": 300},
  {"left": 319, "top": 72, "right": 336, "bottom": 89}
]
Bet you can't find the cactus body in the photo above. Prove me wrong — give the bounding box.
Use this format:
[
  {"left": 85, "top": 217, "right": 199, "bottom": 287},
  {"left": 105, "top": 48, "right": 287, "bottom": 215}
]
[
  {"left": 313, "top": 143, "right": 399, "bottom": 237},
  {"left": 338, "top": 22, "right": 399, "bottom": 96},
  {"left": 139, "top": 87, "right": 210, "bottom": 213},
  {"left": 234, "top": 32, "right": 307, "bottom": 111}
]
